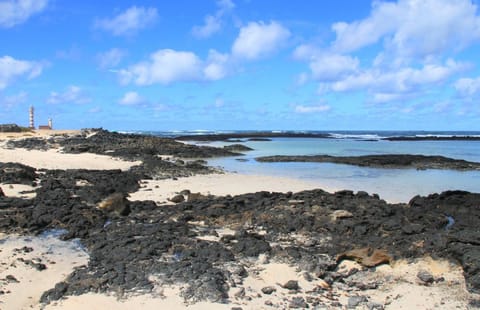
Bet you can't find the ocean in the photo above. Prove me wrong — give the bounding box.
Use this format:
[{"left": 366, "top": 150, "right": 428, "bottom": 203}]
[{"left": 144, "top": 130, "right": 480, "bottom": 203}]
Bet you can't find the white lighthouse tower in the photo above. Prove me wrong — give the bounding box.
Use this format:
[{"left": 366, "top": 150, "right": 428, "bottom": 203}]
[{"left": 29, "top": 106, "right": 34, "bottom": 129}]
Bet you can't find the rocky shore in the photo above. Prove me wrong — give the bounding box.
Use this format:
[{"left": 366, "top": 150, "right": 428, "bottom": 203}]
[
  {"left": 256, "top": 154, "right": 480, "bottom": 171},
  {"left": 1, "top": 129, "right": 480, "bottom": 309},
  {"left": 174, "top": 132, "right": 330, "bottom": 141},
  {"left": 384, "top": 136, "right": 480, "bottom": 141}
]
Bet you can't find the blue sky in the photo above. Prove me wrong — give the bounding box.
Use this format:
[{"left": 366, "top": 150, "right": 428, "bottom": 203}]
[{"left": 1, "top": 0, "right": 480, "bottom": 131}]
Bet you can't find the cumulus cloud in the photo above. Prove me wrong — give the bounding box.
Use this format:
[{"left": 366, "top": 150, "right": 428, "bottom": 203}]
[
  {"left": 118, "top": 19, "right": 291, "bottom": 86},
  {"left": 294, "top": 47, "right": 359, "bottom": 81},
  {"left": 47, "top": 85, "right": 91, "bottom": 104},
  {"left": 119, "top": 49, "right": 203, "bottom": 86},
  {"left": 232, "top": 21, "right": 291, "bottom": 60},
  {"left": 203, "top": 49, "right": 230, "bottom": 81},
  {"left": 0, "top": 0, "right": 48, "bottom": 28},
  {"left": 95, "top": 6, "right": 158, "bottom": 36},
  {"left": 331, "top": 59, "right": 466, "bottom": 94},
  {"left": 293, "top": 0, "right": 480, "bottom": 104},
  {"left": 118, "top": 91, "right": 145, "bottom": 105},
  {"left": 97, "top": 48, "right": 126, "bottom": 69},
  {"left": 455, "top": 77, "right": 480, "bottom": 97},
  {"left": 192, "top": 15, "right": 221, "bottom": 39},
  {"left": 295, "top": 104, "right": 331, "bottom": 113},
  {"left": 118, "top": 48, "right": 234, "bottom": 85},
  {"left": 192, "top": 0, "right": 234, "bottom": 39},
  {"left": 332, "top": 0, "right": 480, "bottom": 61},
  {"left": 0, "top": 55, "right": 44, "bottom": 90}
]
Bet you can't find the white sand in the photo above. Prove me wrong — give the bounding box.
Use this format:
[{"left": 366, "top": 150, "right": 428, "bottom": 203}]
[
  {"left": 129, "top": 173, "right": 339, "bottom": 204},
  {"left": 0, "top": 148, "right": 140, "bottom": 171},
  {"left": 0, "top": 130, "right": 81, "bottom": 141},
  {"left": 0, "top": 233, "right": 89, "bottom": 310},
  {"left": 335, "top": 257, "right": 477, "bottom": 309},
  {"left": 0, "top": 183, "right": 37, "bottom": 199},
  {"left": 43, "top": 256, "right": 478, "bottom": 310}
]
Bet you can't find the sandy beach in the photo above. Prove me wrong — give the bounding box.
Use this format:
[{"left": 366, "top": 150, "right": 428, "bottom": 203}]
[{"left": 1, "top": 130, "right": 479, "bottom": 309}]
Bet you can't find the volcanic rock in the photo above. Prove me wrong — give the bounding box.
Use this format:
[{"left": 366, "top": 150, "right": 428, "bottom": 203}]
[
  {"left": 290, "top": 296, "right": 308, "bottom": 308},
  {"left": 256, "top": 154, "right": 480, "bottom": 171},
  {"left": 0, "top": 163, "right": 37, "bottom": 185},
  {"left": 348, "top": 295, "right": 368, "bottom": 308},
  {"left": 261, "top": 286, "right": 276, "bottom": 294},
  {"left": 169, "top": 194, "right": 185, "bottom": 203},
  {"left": 417, "top": 270, "right": 435, "bottom": 284},
  {"left": 282, "top": 280, "right": 299, "bottom": 290},
  {"left": 97, "top": 193, "right": 130, "bottom": 216},
  {"left": 223, "top": 144, "right": 253, "bottom": 152}
]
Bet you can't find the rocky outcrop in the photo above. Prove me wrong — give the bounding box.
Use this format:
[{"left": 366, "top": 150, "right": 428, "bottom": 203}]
[
  {"left": 384, "top": 136, "right": 480, "bottom": 141},
  {"left": 0, "top": 163, "right": 478, "bottom": 306},
  {"left": 256, "top": 154, "right": 480, "bottom": 170},
  {"left": 0, "top": 163, "right": 37, "bottom": 185},
  {"left": 223, "top": 144, "right": 253, "bottom": 152},
  {"left": 174, "top": 132, "right": 330, "bottom": 141},
  {"left": 6, "top": 129, "right": 239, "bottom": 159}
]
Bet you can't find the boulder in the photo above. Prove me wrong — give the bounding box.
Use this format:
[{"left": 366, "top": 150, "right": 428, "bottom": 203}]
[
  {"left": 169, "top": 194, "right": 185, "bottom": 203},
  {"left": 337, "top": 248, "right": 391, "bottom": 267},
  {"left": 97, "top": 193, "right": 131, "bottom": 216}
]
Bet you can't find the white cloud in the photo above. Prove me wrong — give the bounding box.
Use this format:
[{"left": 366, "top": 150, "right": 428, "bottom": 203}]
[
  {"left": 295, "top": 72, "right": 309, "bottom": 86},
  {"left": 455, "top": 77, "right": 480, "bottom": 97},
  {"left": 95, "top": 6, "right": 158, "bottom": 36},
  {"left": 97, "top": 48, "right": 126, "bottom": 69},
  {"left": 118, "top": 91, "right": 144, "bottom": 105},
  {"left": 0, "top": 55, "right": 43, "bottom": 90},
  {"left": 370, "top": 92, "right": 413, "bottom": 104},
  {"left": 332, "top": 0, "right": 480, "bottom": 61},
  {"left": 217, "top": 0, "right": 235, "bottom": 12},
  {"left": 309, "top": 53, "right": 359, "bottom": 81},
  {"left": 203, "top": 49, "right": 230, "bottom": 81},
  {"left": 232, "top": 21, "right": 291, "bottom": 60},
  {"left": 331, "top": 59, "right": 466, "bottom": 94},
  {"left": 0, "top": 0, "right": 48, "bottom": 28},
  {"left": 295, "top": 104, "right": 331, "bottom": 113},
  {"left": 192, "top": 0, "right": 235, "bottom": 39},
  {"left": 47, "top": 85, "right": 91, "bottom": 104},
  {"left": 1, "top": 91, "right": 27, "bottom": 108},
  {"left": 293, "top": 45, "right": 359, "bottom": 82},
  {"left": 119, "top": 49, "right": 203, "bottom": 86},
  {"left": 192, "top": 15, "right": 222, "bottom": 39}
]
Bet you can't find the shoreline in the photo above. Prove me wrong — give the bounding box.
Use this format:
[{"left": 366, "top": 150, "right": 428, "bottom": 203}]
[{"left": 1, "top": 129, "right": 480, "bottom": 309}]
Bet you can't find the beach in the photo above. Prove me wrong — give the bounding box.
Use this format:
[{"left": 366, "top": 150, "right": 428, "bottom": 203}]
[{"left": 1, "top": 129, "right": 480, "bottom": 309}]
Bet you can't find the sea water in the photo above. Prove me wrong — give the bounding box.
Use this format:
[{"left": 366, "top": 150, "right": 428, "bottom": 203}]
[{"left": 148, "top": 131, "right": 480, "bottom": 203}]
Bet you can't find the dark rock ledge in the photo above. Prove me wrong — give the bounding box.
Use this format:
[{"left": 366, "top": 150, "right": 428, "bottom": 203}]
[
  {"left": 256, "top": 154, "right": 480, "bottom": 171},
  {"left": 0, "top": 162, "right": 479, "bottom": 307}
]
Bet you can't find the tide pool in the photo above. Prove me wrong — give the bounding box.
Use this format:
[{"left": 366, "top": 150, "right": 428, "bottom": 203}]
[{"left": 204, "top": 138, "right": 480, "bottom": 203}]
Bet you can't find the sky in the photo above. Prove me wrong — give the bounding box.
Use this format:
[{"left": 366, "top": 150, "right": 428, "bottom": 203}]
[{"left": 1, "top": 0, "right": 480, "bottom": 131}]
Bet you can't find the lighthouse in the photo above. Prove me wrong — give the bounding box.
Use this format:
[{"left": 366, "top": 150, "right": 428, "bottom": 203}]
[{"left": 29, "top": 106, "right": 34, "bottom": 129}]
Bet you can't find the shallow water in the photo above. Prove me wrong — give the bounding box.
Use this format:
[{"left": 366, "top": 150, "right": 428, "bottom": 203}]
[{"left": 204, "top": 138, "right": 480, "bottom": 203}]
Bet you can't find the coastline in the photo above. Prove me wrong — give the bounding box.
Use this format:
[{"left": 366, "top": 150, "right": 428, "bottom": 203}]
[{"left": 1, "top": 129, "right": 479, "bottom": 309}]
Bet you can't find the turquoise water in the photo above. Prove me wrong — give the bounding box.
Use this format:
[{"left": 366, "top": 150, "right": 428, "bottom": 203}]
[{"left": 201, "top": 138, "right": 480, "bottom": 203}]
